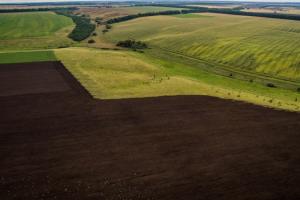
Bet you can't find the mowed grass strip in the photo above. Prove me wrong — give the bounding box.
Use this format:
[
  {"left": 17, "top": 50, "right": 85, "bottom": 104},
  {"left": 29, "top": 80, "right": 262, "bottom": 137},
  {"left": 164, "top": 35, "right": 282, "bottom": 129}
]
[
  {"left": 0, "top": 51, "right": 56, "bottom": 64},
  {"left": 103, "top": 13, "right": 300, "bottom": 80},
  {"left": 55, "top": 48, "right": 300, "bottom": 111}
]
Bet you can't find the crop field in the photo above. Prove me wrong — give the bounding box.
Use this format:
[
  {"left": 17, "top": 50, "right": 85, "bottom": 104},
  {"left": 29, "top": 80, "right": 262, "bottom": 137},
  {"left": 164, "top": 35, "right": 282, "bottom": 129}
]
[
  {"left": 76, "top": 6, "right": 184, "bottom": 20},
  {"left": 104, "top": 13, "right": 300, "bottom": 81},
  {"left": 0, "top": 12, "right": 74, "bottom": 50}
]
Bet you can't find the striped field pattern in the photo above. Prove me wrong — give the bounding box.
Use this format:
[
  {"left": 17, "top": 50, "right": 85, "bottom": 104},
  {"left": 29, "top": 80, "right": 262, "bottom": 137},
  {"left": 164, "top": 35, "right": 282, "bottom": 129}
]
[{"left": 105, "top": 13, "right": 300, "bottom": 81}]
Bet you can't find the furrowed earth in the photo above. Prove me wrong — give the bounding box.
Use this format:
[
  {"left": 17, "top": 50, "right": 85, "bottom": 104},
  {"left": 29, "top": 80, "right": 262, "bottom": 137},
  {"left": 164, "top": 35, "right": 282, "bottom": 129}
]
[{"left": 0, "top": 61, "right": 300, "bottom": 200}]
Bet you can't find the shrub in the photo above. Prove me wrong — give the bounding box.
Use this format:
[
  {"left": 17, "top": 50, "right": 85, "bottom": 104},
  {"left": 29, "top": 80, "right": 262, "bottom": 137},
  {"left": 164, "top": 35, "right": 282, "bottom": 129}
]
[
  {"left": 116, "top": 40, "right": 147, "bottom": 49},
  {"left": 106, "top": 24, "right": 112, "bottom": 29},
  {"left": 266, "top": 83, "right": 276, "bottom": 88},
  {"left": 88, "top": 39, "right": 95, "bottom": 43},
  {"left": 95, "top": 17, "right": 102, "bottom": 23}
]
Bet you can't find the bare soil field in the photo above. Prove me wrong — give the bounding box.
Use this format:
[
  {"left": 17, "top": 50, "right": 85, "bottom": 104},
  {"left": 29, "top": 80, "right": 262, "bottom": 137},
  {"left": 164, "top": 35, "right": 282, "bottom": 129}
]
[
  {"left": 0, "top": 62, "right": 300, "bottom": 200},
  {"left": 0, "top": 61, "right": 91, "bottom": 97}
]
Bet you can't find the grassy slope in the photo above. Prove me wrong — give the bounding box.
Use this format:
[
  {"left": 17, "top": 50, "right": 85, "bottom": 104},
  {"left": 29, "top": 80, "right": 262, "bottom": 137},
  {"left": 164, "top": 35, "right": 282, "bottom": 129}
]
[
  {"left": 104, "top": 13, "right": 300, "bottom": 81},
  {"left": 0, "top": 12, "right": 74, "bottom": 50},
  {"left": 55, "top": 48, "right": 208, "bottom": 99},
  {"left": 0, "top": 50, "right": 56, "bottom": 64},
  {"left": 55, "top": 48, "right": 300, "bottom": 111}
]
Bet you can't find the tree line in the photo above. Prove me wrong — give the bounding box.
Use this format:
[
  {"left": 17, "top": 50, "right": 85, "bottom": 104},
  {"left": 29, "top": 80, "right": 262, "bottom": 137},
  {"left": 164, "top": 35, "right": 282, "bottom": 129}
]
[
  {"left": 0, "top": 7, "right": 77, "bottom": 13},
  {"left": 106, "top": 10, "right": 182, "bottom": 24},
  {"left": 106, "top": 4, "right": 300, "bottom": 24},
  {"left": 205, "top": 8, "right": 300, "bottom": 21},
  {"left": 56, "top": 12, "right": 95, "bottom": 41}
]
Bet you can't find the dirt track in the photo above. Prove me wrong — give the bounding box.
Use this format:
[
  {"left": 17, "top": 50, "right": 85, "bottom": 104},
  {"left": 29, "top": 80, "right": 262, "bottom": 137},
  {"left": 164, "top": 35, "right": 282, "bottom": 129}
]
[{"left": 0, "top": 62, "right": 300, "bottom": 200}]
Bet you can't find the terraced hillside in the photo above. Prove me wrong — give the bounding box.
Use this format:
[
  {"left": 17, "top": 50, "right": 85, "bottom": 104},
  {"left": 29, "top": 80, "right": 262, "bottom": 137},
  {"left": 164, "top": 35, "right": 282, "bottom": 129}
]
[
  {"left": 0, "top": 12, "right": 74, "bottom": 50},
  {"left": 104, "top": 13, "right": 300, "bottom": 81}
]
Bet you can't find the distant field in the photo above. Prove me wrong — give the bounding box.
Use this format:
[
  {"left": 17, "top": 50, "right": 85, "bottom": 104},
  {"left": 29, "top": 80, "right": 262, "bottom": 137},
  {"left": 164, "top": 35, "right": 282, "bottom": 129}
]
[
  {"left": 187, "top": 4, "right": 241, "bottom": 9},
  {"left": 0, "top": 12, "right": 74, "bottom": 50},
  {"left": 55, "top": 47, "right": 300, "bottom": 111},
  {"left": 0, "top": 51, "right": 56, "bottom": 64},
  {"left": 104, "top": 13, "right": 300, "bottom": 81},
  {"left": 76, "top": 6, "right": 185, "bottom": 20},
  {"left": 242, "top": 7, "right": 300, "bottom": 15}
]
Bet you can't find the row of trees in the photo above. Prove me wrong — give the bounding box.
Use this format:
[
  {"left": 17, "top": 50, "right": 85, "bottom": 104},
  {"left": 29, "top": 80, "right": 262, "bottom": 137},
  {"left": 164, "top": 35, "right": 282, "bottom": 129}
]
[
  {"left": 106, "top": 10, "right": 181, "bottom": 24},
  {"left": 118, "top": 4, "right": 300, "bottom": 22},
  {"left": 0, "top": 7, "right": 77, "bottom": 13},
  {"left": 57, "top": 12, "right": 95, "bottom": 41},
  {"left": 206, "top": 8, "right": 300, "bottom": 21}
]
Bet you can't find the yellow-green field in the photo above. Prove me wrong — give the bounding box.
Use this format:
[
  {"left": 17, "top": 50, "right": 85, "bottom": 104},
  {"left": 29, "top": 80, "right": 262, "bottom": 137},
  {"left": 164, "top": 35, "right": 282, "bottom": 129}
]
[
  {"left": 55, "top": 47, "right": 300, "bottom": 111},
  {"left": 0, "top": 12, "right": 74, "bottom": 50},
  {"left": 103, "top": 13, "right": 300, "bottom": 81}
]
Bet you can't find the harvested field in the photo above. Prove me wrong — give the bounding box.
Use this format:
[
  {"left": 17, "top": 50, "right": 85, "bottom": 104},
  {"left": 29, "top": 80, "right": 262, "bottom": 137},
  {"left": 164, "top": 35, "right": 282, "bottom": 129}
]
[{"left": 0, "top": 62, "right": 300, "bottom": 200}]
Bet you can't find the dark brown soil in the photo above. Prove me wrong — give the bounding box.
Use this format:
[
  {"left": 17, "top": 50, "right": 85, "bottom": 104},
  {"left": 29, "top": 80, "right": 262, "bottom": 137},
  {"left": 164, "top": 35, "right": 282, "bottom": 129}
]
[{"left": 0, "top": 62, "right": 300, "bottom": 200}]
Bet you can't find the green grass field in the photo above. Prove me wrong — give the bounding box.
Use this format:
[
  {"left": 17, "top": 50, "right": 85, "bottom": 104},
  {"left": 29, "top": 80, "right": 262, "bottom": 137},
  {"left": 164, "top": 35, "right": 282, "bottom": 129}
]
[
  {"left": 0, "top": 50, "right": 56, "bottom": 64},
  {"left": 103, "top": 13, "right": 300, "bottom": 81},
  {"left": 55, "top": 47, "right": 300, "bottom": 111},
  {"left": 0, "top": 12, "right": 74, "bottom": 50}
]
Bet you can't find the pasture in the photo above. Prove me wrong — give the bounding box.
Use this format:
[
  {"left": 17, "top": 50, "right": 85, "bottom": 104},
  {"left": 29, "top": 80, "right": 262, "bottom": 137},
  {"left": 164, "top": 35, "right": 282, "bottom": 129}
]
[
  {"left": 0, "top": 12, "right": 74, "bottom": 50},
  {"left": 104, "top": 13, "right": 300, "bottom": 81}
]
